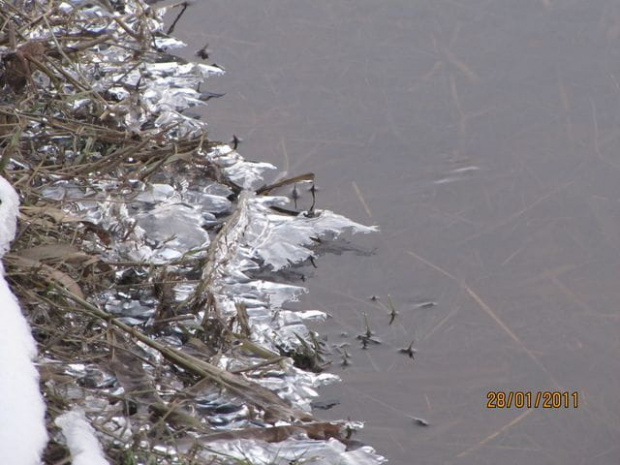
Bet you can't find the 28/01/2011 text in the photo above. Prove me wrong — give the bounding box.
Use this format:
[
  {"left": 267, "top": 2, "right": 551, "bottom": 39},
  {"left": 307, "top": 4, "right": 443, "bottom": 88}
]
[{"left": 486, "top": 391, "right": 579, "bottom": 409}]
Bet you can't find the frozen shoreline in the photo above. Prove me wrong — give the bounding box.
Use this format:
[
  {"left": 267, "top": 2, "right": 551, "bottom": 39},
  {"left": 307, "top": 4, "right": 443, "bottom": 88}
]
[{"left": 0, "top": 1, "right": 383, "bottom": 463}]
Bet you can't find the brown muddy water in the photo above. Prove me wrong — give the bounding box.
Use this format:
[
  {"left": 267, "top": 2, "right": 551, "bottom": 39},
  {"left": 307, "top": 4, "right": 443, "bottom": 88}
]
[{"left": 167, "top": 1, "right": 620, "bottom": 464}]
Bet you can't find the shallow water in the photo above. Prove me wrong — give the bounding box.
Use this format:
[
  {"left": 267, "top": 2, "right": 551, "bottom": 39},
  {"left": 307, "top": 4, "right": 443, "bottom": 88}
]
[{"left": 169, "top": 1, "right": 620, "bottom": 463}]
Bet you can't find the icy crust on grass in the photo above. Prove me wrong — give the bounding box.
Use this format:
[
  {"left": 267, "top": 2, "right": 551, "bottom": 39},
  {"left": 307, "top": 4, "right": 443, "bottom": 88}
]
[
  {"left": 196, "top": 191, "right": 376, "bottom": 409},
  {"left": 244, "top": 194, "right": 378, "bottom": 271},
  {"left": 25, "top": 0, "right": 224, "bottom": 138},
  {"left": 5, "top": 0, "right": 384, "bottom": 463},
  {"left": 41, "top": 179, "right": 216, "bottom": 264},
  {"left": 206, "top": 191, "right": 376, "bottom": 352},
  {"left": 0, "top": 177, "right": 48, "bottom": 464},
  {"left": 211, "top": 144, "right": 278, "bottom": 189}
]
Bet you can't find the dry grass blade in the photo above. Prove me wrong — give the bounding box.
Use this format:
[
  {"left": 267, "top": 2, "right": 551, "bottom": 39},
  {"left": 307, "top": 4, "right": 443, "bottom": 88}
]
[
  {"left": 7, "top": 254, "right": 86, "bottom": 299},
  {"left": 256, "top": 172, "right": 315, "bottom": 195},
  {"left": 15, "top": 244, "right": 93, "bottom": 265},
  {"left": 457, "top": 409, "right": 533, "bottom": 457},
  {"left": 198, "top": 421, "right": 349, "bottom": 444},
  {"left": 21, "top": 206, "right": 86, "bottom": 224}
]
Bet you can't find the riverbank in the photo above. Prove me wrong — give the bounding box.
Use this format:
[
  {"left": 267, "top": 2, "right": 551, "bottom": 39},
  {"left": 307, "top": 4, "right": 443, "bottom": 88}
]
[{"left": 0, "top": 1, "right": 383, "bottom": 463}]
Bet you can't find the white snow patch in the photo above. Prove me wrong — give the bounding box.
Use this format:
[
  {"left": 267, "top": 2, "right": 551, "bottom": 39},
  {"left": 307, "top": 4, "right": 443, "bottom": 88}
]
[
  {"left": 0, "top": 176, "right": 19, "bottom": 256},
  {"left": 0, "top": 176, "right": 48, "bottom": 465},
  {"left": 56, "top": 409, "right": 110, "bottom": 465}
]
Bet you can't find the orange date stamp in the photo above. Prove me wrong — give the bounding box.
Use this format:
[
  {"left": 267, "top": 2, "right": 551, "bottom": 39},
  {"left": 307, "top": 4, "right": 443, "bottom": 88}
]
[{"left": 486, "top": 391, "right": 578, "bottom": 409}]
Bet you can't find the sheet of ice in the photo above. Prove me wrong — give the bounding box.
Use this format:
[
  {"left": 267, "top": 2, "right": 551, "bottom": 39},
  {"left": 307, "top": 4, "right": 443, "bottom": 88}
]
[
  {"left": 0, "top": 176, "right": 48, "bottom": 465},
  {"left": 202, "top": 191, "right": 378, "bottom": 409},
  {"left": 55, "top": 409, "right": 110, "bottom": 465},
  {"left": 210, "top": 144, "right": 277, "bottom": 189},
  {"left": 246, "top": 196, "right": 378, "bottom": 271}
]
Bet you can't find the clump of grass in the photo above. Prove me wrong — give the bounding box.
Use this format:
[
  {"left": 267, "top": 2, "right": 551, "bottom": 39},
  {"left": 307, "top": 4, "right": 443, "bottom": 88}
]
[{"left": 0, "top": 1, "right": 346, "bottom": 464}]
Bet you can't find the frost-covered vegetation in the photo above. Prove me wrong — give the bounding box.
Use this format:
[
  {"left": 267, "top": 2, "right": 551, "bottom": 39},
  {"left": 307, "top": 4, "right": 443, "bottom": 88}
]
[{"left": 0, "top": 0, "right": 383, "bottom": 463}]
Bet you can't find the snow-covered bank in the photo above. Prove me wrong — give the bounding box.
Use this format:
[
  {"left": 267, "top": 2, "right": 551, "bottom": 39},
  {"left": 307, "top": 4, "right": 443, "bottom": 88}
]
[{"left": 0, "top": 177, "right": 47, "bottom": 464}]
